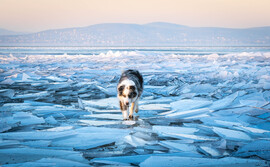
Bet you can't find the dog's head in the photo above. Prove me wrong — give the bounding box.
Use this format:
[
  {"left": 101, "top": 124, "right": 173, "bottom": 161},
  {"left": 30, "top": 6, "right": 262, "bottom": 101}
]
[{"left": 118, "top": 84, "right": 138, "bottom": 106}]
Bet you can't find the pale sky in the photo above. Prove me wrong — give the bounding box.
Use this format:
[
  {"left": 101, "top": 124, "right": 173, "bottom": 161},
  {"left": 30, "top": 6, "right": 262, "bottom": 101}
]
[{"left": 0, "top": 0, "right": 269, "bottom": 32}]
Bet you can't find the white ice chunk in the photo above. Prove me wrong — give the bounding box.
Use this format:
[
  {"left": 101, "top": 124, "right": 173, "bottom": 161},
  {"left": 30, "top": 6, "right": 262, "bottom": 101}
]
[
  {"left": 37, "top": 158, "right": 90, "bottom": 166},
  {"left": 213, "top": 127, "right": 252, "bottom": 141},
  {"left": 0, "top": 130, "right": 76, "bottom": 140},
  {"left": 45, "top": 116, "right": 58, "bottom": 125},
  {"left": 84, "top": 107, "right": 118, "bottom": 113},
  {"left": 189, "top": 83, "right": 216, "bottom": 95},
  {"left": 83, "top": 114, "right": 123, "bottom": 120},
  {"left": 12, "top": 91, "right": 50, "bottom": 99},
  {"left": 22, "top": 140, "right": 51, "bottom": 147},
  {"left": 23, "top": 100, "right": 55, "bottom": 106},
  {"left": 140, "top": 97, "right": 173, "bottom": 105},
  {"left": 47, "top": 75, "right": 67, "bottom": 82},
  {"left": 133, "top": 127, "right": 154, "bottom": 133},
  {"left": 184, "top": 113, "right": 210, "bottom": 120},
  {"left": 0, "top": 122, "right": 15, "bottom": 133},
  {"left": 144, "top": 85, "right": 166, "bottom": 94},
  {"left": 153, "top": 126, "right": 199, "bottom": 135},
  {"left": 165, "top": 108, "right": 212, "bottom": 119},
  {"left": 140, "top": 104, "right": 170, "bottom": 111},
  {"left": 43, "top": 126, "right": 74, "bottom": 132},
  {"left": 239, "top": 92, "right": 268, "bottom": 107},
  {"left": 210, "top": 91, "right": 239, "bottom": 111},
  {"left": 14, "top": 112, "right": 45, "bottom": 126},
  {"left": 235, "top": 139, "right": 270, "bottom": 160},
  {"left": 91, "top": 152, "right": 202, "bottom": 166},
  {"left": 82, "top": 97, "right": 119, "bottom": 109},
  {"left": 1, "top": 103, "right": 36, "bottom": 112},
  {"left": 32, "top": 105, "right": 82, "bottom": 117},
  {"left": 3, "top": 112, "right": 45, "bottom": 126},
  {"left": 198, "top": 146, "right": 221, "bottom": 157},
  {"left": 78, "top": 98, "right": 85, "bottom": 109},
  {"left": 140, "top": 156, "right": 268, "bottom": 167},
  {"left": 213, "top": 120, "right": 243, "bottom": 128},
  {"left": 236, "top": 139, "right": 270, "bottom": 153},
  {"left": 122, "top": 120, "right": 136, "bottom": 125},
  {"left": 159, "top": 141, "right": 196, "bottom": 152},
  {"left": 46, "top": 82, "right": 70, "bottom": 90},
  {"left": 124, "top": 135, "right": 148, "bottom": 147},
  {"left": 21, "top": 73, "right": 31, "bottom": 82},
  {"left": 0, "top": 78, "right": 15, "bottom": 85},
  {"left": 0, "top": 139, "right": 20, "bottom": 147},
  {"left": 7, "top": 158, "right": 90, "bottom": 167},
  {"left": 8, "top": 73, "right": 32, "bottom": 82},
  {"left": 0, "top": 89, "right": 15, "bottom": 98},
  {"left": 79, "top": 120, "right": 120, "bottom": 126},
  {"left": 153, "top": 126, "right": 216, "bottom": 141},
  {"left": 217, "top": 139, "right": 227, "bottom": 149},
  {"left": 234, "top": 125, "right": 270, "bottom": 134},
  {"left": 165, "top": 133, "right": 219, "bottom": 141},
  {"left": 263, "top": 82, "right": 270, "bottom": 89},
  {"left": 171, "top": 99, "right": 212, "bottom": 111},
  {"left": 0, "top": 147, "right": 88, "bottom": 164},
  {"left": 95, "top": 85, "right": 111, "bottom": 95},
  {"left": 51, "top": 127, "right": 129, "bottom": 149}
]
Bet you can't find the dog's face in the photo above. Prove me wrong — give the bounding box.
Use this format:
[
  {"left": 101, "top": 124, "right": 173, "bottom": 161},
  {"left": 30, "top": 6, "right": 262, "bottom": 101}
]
[{"left": 118, "top": 84, "right": 138, "bottom": 106}]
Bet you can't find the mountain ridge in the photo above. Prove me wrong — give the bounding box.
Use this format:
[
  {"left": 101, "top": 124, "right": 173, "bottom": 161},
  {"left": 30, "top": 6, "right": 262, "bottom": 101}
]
[
  {"left": 0, "top": 22, "right": 269, "bottom": 46},
  {"left": 0, "top": 28, "right": 28, "bottom": 36}
]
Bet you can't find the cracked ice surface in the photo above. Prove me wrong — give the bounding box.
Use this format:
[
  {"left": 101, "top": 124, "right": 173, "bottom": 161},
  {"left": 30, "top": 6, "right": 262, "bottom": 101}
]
[{"left": 0, "top": 47, "right": 270, "bottom": 166}]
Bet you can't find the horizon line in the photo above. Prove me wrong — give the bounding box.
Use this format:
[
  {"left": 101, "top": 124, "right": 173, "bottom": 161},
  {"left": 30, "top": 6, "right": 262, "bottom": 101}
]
[{"left": 1, "top": 21, "right": 270, "bottom": 34}]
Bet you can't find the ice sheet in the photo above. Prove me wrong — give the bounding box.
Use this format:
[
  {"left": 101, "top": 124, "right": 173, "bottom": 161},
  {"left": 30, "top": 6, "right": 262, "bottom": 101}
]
[
  {"left": 0, "top": 130, "right": 76, "bottom": 140},
  {"left": 170, "top": 99, "right": 212, "bottom": 111},
  {"left": 3, "top": 158, "right": 91, "bottom": 167},
  {"left": 153, "top": 126, "right": 199, "bottom": 135},
  {"left": 1, "top": 48, "right": 270, "bottom": 165},
  {"left": 0, "top": 147, "right": 88, "bottom": 164},
  {"left": 213, "top": 127, "right": 252, "bottom": 141},
  {"left": 51, "top": 127, "right": 130, "bottom": 149},
  {"left": 210, "top": 91, "right": 240, "bottom": 111},
  {"left": 164, "top": 108, "right": 212, "bottom": 119},
  {"left": 140, "top": 156, "right": 269, "bottom": 167},
  {"left": 159, "top": 141, "right": 197, "bottom": 152}
]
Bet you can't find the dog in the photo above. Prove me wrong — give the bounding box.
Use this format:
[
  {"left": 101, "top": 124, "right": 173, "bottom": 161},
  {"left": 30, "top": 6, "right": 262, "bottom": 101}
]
[{"left": 117, "top": 69, "right": 143, "bottom": 120}]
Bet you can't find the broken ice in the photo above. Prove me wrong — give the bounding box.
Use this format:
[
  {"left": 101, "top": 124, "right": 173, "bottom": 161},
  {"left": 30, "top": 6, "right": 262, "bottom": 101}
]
[{"left": 1, "top": 47, "right": 270, "bottom": 166}]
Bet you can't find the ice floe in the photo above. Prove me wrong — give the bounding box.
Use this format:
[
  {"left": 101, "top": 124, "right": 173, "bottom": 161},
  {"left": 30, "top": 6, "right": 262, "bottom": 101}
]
[
  {"left": 213, "top": 127, "right": 252, "bottom": 141},
  {"left": 0, "top": 147, "right": 88, "bottom": 165},
  {"left": 140, "top": 156, "right": 269, "bottom": 167},
  {"left": 170, "top": 99, "right": 212, "bottom": 112},
  {"left": 1, "top": 48, "right": 270, "bottom": 165}
]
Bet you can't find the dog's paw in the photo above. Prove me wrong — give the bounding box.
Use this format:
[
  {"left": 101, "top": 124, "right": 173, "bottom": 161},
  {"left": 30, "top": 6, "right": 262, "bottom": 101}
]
[{"left": 129, "top": 115, "right": 134, "bottom": 120}]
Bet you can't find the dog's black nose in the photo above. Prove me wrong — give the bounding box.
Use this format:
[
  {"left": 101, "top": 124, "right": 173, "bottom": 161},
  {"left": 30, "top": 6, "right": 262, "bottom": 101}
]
[{"left": 126, "top": 102, "right": 129, "bottom": 106}]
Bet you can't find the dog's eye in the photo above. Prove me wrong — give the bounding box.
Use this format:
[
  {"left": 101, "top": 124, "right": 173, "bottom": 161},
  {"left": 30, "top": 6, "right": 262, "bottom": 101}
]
[{"left": 129, "top": 92, "right": 137, "bottom": 98}]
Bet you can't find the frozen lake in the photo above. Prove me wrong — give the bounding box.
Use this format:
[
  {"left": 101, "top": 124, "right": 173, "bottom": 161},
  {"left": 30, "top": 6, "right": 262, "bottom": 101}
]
[{"left": 0, "top": 46, "right": 270, "bottom": 166}]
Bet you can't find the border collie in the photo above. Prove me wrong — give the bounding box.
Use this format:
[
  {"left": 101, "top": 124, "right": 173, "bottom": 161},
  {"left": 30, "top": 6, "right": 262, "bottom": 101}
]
[{"left": 117, "top": 69, "right": 143, "bottom": 120}]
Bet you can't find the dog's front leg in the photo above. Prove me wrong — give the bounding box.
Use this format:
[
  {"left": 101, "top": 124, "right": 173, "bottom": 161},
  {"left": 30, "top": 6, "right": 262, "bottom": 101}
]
[
  {"left": 120, "top": 101, "right": 128, "bottom": 120},
  {"left": 129, "top": 102, "right": 135, "bottom": 119},
  {"left": 135, "top": 100, "right": 139, "bottom": 113}
]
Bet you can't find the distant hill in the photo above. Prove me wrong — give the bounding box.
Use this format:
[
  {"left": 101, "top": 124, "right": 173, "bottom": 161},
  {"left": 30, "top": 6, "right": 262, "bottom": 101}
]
[
  {"left": 0, "top": 22, "right": 269, "bottom": 46},
  {"left": 0, "top": 28, "right": 27, "bottom": 36}
]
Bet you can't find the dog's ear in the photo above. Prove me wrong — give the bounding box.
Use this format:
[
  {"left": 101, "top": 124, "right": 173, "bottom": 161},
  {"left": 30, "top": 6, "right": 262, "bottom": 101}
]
[
  {"left": 129, "top": 85, "right": 135, "bottom": 91},
  {"left": 118, "top": 85, "right": 125, "bottom": 95}
]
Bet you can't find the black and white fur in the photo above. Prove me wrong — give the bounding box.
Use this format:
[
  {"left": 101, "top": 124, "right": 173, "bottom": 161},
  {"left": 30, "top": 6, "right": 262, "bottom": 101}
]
[{"left": 117, "top": 69, "right": 143, "bottom": 120}]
